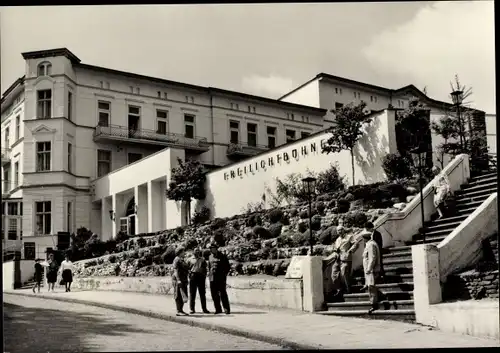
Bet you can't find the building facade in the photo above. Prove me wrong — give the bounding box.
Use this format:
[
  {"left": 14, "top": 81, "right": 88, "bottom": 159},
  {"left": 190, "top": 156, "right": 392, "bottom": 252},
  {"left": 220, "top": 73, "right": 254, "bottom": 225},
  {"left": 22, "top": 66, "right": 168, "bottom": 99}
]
[{"left": 1, "top": 48, "right": 327, "bottom": 258}]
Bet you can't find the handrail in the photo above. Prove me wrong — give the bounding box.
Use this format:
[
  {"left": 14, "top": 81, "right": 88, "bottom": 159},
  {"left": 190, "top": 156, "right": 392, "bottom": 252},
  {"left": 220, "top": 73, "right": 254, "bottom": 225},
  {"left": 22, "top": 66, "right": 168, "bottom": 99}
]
[
  {"left": 93, "top": 124, "right": 209, "bottom": 148},
  {"left": 374, "top": 154, "right": 470, "bottom": 240}
]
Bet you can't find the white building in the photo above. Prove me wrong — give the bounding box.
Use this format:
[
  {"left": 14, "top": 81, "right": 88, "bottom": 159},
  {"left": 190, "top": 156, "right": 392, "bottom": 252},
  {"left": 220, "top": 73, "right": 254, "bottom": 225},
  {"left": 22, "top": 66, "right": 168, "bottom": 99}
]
[{"left": 1, "top": 48, "right": 327, "bottom": 258}]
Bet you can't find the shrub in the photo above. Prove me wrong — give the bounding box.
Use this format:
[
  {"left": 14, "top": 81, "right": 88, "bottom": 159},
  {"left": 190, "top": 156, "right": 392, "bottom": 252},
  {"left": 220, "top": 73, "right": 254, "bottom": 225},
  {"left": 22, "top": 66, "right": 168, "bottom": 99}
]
[
  {"left": 268, "top": 223, "right": 283, "bottom": 238},
  {"left": 193, "top": 206, "right": 211, "bottom": 225},
  {"left": 318, "top": 226, "right": 336, "bottom": 245},
  {"left": 137, "top": 237, "right": 147, "bottom": 248},
  {"left": 184, "top": 237, "right": 198, "bottom": 250},
  {"left": 337, "top": 199, "right": 350, "bottom": 213},
  {"left": 316, "top": 164, "right": 346, "bottom": 194},
  {"left": 246, "top": 214, "right": 262, "bottom": 227},
  {"left": 277, "top": 233, "right": 294, "bottom": 247},
  {"left": 289, "top": 208, "right": 298, "bottom": 217},
  {"left": 343, "top": 211, "right": 368, "bottom": 228},
  {"left": 211, "top": 218, "right": 227, "bottom": 230},
  {"left": 252, "top": 226, "right": 273, "bottom": 240},
  {"left": 299, "top": 210, "right": 309, "bottom": 219},
  {"left": 175, "top": 227, "right": 185, "bottom": 236},
  {"left": 297, "top": 221, "right": 308, "bottom": 233},
  {"left": 115, "top": 231, "right": 129, "bottom": 244},
  {"left": 311, "top": 215, "right": 322, "bottom": 231},
  {"left": 293, "top": 232, "right": 309, "bottom": 247},
  {"left": 315, "top": 201, "right": 326, "bottom": 215},
  {"left": 268, "top": 209, "right": 284, "bottom": 224},
  {"left": 382, "top": 153, "right": 413, "bottom": 181},
  {"left": 213, "top": 229, "right": 226, "bottom": 247},
  {"left": 162, "top": 245, "right": 176, "bottom": 264},
  {"left": 281, "top": 214, "right": 290, "bottom": 226}
]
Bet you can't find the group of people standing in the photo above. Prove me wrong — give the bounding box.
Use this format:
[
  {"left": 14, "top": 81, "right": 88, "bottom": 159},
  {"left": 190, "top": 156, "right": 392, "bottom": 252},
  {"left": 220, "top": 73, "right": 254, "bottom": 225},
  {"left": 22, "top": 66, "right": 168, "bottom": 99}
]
[
  {"left": 172, "top": 242, "right": 231, "bottom": 316},
  {"left": 33, "top": 252, "right": 75, "bottom": 293}
]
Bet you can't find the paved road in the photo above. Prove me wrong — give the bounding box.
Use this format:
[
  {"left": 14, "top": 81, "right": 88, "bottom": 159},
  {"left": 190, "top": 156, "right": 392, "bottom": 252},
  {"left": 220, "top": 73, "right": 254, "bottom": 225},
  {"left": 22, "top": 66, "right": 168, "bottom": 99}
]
[{"left": 3, "top": 294, "right": 285, "bottom": 352}]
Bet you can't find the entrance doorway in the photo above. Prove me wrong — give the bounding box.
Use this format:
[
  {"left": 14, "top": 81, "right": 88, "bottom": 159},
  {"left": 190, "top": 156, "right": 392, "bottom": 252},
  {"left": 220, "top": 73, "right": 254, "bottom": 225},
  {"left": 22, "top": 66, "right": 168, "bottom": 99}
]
[{"left": 119, "top": 197, "right": 136, "bottom": 236}]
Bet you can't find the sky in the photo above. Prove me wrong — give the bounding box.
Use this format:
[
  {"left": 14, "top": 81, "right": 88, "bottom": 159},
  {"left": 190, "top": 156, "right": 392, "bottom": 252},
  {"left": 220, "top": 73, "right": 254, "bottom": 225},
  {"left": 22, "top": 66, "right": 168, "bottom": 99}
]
[{"left": 1, "top": 2, "right": 495, "bottom": 113}]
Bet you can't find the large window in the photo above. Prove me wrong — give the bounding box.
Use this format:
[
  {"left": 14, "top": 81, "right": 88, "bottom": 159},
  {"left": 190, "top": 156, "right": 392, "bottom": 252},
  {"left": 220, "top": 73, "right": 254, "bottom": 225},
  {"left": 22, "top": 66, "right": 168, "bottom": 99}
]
[
  {"left": 37, "top": 62, "right": 52, "bottom": 77},
  {"left": 267, "top": 126, "right": 276, "bottom": 148},
  {"left": 67, "top": 202, "right": 73, "bottom": 233},
  {"left": 97, "top": 101, "right": 110, "bottom": 126},
  {"left": 14, "top": 162, "right": 19, "bottom": 187},
  {"left": 229, "top": 121, "right": 239, "bottom": 144},
  {"left": 97, "top": 150, "right": 111, "bottom": 177},
  {"left": 15, "top": 115, "right": 20, "bottom": 140},
  {"left": 286, "top": 129, "right": 296, "bottom": 143},
  {"left": 7, "top": 218, "right": 18, "bottom": 240},
  {"left": 37, "top": 90, "right": 52, "bottom": 119},
  {"left": 247, "top": 123, "right": 257, "bottom": 147},
  {"left": 3, "top": 167, "right": 10, "bottom": 192},
  {"left": 36, "top": 142, "right": 51, "bottom": 172},
  {"left": 68, "top": 91, "right": 73, "bottom": 121},
  {"left": 35, "top": 201, "right": 51, "bottom": 235},
  {"left": 68, "top": 143, "right": 73, "bottom": 173},
  {"left": 4, "top": 127, "right": 10, "bottom": 148},
  {"left": 184, "top": 115, "right": 195, "bottom": 139},
  {"left": 156, "top": 110, "right": 168, "bottom": 135}
]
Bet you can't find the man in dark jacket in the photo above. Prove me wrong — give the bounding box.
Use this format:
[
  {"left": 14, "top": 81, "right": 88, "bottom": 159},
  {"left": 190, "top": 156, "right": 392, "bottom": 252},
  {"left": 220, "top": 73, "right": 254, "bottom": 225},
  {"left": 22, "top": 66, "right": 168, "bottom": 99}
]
[
  {"left": 189, "top": 248, "right": 210, "bottom": 314},
  {"left": 207, "top": 242, "right": 231, "bottom": 314},
  {"left": 364, "top": 222, "right": 384, "bottom": 279}
]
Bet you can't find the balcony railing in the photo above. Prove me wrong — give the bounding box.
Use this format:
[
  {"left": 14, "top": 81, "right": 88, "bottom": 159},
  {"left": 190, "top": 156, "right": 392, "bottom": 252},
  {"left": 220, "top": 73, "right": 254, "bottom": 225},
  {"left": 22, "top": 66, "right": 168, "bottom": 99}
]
[
  {"left": 93, "top": 124, "right": 210, "bottom": 153},
  {"left": 226, "top": 142, "right": 268, "bottom": 158},
  {"left": 1, "top": 148, "right": 11, "bottom": 165}
]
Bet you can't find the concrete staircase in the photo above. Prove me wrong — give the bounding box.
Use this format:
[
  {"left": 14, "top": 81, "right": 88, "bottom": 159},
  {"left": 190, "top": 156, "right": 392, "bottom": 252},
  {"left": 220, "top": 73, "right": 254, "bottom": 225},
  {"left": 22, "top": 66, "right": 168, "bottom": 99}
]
[{"left": 319, "top": 170, "right": 498, "bottom": 322}]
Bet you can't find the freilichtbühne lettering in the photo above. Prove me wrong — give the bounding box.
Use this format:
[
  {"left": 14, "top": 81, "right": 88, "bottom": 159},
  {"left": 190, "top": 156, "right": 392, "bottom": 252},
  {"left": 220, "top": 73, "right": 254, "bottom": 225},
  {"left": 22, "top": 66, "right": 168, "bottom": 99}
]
[{"left": 224, "top": 139, "right": 323, "bottom": 181}]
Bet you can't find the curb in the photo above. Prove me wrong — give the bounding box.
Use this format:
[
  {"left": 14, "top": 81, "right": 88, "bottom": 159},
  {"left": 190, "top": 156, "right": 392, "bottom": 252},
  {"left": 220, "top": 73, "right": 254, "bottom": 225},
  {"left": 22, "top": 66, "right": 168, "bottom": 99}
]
[{"left": 5, "top": 292, "right": 321, "bottom": 350}]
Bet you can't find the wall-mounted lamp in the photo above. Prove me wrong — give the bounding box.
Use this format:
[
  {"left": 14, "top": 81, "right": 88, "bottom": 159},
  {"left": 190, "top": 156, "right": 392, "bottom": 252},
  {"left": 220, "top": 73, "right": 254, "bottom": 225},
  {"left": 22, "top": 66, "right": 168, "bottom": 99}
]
[
  {"left": 109, "top": 210, "right": 116, "bottom": 221},
  {"left": 133, "top": 203, "right": 138, "bottom": 215}
]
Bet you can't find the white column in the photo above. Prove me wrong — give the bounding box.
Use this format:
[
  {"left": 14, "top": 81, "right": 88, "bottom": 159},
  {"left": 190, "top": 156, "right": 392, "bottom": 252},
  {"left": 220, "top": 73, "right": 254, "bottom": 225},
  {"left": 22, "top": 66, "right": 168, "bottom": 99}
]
[
  {"left": 134, "top": 186, "right": 140, "bottom": 235},
  {"left": 147, "top": 181, "right": 153, "bottom": 233},
  {"left": 111, "top": 194, "right": 117, "bottom": 237},
  {"left": 101, "top": 198, "right": 108, "bottom": 240},
  {"left": 301, "top": 256, "right": 324, "bottom": 312}
]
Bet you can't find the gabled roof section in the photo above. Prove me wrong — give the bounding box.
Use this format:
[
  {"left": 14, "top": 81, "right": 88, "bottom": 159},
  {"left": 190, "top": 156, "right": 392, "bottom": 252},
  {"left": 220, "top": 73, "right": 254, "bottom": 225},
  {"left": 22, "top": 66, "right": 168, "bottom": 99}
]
[
  {"left": 208, "top": 87, "right": 326, "bottom": 114},
  {"left": 21, "top": 48, "right": 81, "bottom": 64},
  {"left": 277, "top": 76, "right": 321, "bottom": 100},
  {"left": 1, "top": 76, "right": 25, "bottom": 100}
]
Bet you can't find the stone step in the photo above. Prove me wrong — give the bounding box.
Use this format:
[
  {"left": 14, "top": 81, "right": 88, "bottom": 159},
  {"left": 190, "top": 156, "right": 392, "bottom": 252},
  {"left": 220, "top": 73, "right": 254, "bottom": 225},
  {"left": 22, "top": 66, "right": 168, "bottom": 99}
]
[
  {"left": 383, "top": 250, "right": 412, "bottom": 260},
  {"left": 455, "top": 200, "right": 485, "bottom": 210},
  {"left": 326, "top": 300, "right": 414, "bottom": 311},
  {"left": 383, "top": 257, "right": 412, "bottom": 266},
  {"left": 424, "top": 228, "right": 454, "bottom": 238},
  {"left": 460, "top": 181, "right": 498, "bottom": 192},
  {"left": 424, "top": 221, "right": 462, "bottom": 233},
  {"left": 413, "top": 236, "right": 446, "bottom": 245},
  {"left": 343, "top": 291, "right": 413, "bottom": 302},
  {"left": 351, "top": 282, "right": 414, "bottom": 292},
  {"left": 464, "top": 175, "right": 498, "bottom": 187},
  {"left": 455, "top": 187, "right": 497, "bottom": 199},
  {"left": 469, "top": 171, "right": 498, "bottom": 182},
  {"left": 424, "top": 214, "right": 468, "bottom": 227},
  {"left": 455, "top": 194, "right": 490, "bottom": 205},
  {"left": 317, "top": 309, "right": 416, "bottom": 323},
  {"left": 455, "top": 206, "right": 480, "bottom": 215},
  {"left": 352, "top": 274, "right": 414, "bottom": 286}
]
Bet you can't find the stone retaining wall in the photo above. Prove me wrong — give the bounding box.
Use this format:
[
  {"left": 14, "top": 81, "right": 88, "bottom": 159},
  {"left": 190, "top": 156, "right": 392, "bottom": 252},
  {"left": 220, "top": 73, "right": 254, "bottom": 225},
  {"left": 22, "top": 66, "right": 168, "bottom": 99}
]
[
  {"left": 444, "top": 269, "right": 499, "bottom": 300},
  {"left": 72, "top": 275, "right": 303, "bottom": 311}
]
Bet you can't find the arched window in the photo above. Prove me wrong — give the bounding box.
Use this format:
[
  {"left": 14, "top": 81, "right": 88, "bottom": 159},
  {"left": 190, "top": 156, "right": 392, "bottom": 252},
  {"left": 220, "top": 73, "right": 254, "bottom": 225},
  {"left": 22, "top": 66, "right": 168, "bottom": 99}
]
[{"left": 37, "top": 62, "right": 52, "bottom": 77}]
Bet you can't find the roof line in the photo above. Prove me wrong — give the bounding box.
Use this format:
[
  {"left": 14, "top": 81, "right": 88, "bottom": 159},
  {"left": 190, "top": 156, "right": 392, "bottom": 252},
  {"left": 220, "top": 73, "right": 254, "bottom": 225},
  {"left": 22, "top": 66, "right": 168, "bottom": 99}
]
[
  {"left": 76, "top": 63, "right": 326, "bottom": 114},
  {"left": 1, "top": 76, "right": 25, "bottom": 101},
  {"left": 277, "top": 75, "right": 321, "bottom": 100}
]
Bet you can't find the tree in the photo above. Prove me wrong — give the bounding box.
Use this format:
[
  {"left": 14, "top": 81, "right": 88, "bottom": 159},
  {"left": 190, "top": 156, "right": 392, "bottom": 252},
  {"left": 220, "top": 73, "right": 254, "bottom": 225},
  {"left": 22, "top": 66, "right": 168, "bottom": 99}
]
[
  {"left": 431, "top": 75, "right": 488, "bottom": 171},
  {"left": 322, "top": 101, "right": 372, "bottom": 186},
  {"left": 165, "top": 157, "right": 206, "bottom": 225}
]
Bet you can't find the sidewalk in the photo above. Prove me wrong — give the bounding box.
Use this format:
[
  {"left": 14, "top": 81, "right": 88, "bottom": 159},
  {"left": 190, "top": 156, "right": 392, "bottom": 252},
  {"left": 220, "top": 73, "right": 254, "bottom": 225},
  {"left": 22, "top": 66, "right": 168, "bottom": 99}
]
[{"left": 5, "top": 289, "right": 498, "bottom": 349}]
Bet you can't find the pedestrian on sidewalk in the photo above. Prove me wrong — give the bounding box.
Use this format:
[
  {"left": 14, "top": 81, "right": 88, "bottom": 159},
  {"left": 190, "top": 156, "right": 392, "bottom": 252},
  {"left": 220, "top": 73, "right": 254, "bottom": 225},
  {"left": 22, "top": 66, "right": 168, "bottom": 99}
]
[
  {"left": 208, "top": 242, "right": 231, "bottom": 315},
  {"left": 32, "top": 259, "right": 43, "bottom": 294},
  {"left": 60, "top": 253, "right": 75, "bottom": 292},
  {"left": 172, "top": 246, "right": 189, "bottom": 316},
  {"left": 334, "top": 226, "right": 361, "bottom": 294},
  {"left": 189, "top": 248, "right": 210, "bottom": 314},
  {"left": 362, "top": 231, "right": 381, "bottom": 314},
  {"left": 46, "top": 253, "right": 59, "bottom": 292},
  {"left": 363, "top": 222, "right": 385, "bottom": 279}
]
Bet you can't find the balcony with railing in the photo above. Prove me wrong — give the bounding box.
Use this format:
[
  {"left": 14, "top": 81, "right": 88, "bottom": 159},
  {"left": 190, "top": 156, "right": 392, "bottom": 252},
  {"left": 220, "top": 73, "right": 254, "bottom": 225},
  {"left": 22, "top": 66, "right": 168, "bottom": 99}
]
[
  {"left": 226, "top": 141, "right": 268, "bottom": 159},
  {"left": 1, "top": 148, "right": 11, "bottom": 165},
  {"left": 93, "top": 124, "right": 210, "bottom": 153}
]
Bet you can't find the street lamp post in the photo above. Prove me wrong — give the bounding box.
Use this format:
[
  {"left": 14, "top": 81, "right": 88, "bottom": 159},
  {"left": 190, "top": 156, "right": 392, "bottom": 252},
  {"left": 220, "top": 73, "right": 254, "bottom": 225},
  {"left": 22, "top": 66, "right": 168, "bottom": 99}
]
[
  {"left": 451, "top": 90, "right": 465, "bottom": 151},
  {"left": 302, "top": 176, "right": 317, "bottom": 256},
  {"left": 411, "top": 144, "right": 428, "bottom": 242}
]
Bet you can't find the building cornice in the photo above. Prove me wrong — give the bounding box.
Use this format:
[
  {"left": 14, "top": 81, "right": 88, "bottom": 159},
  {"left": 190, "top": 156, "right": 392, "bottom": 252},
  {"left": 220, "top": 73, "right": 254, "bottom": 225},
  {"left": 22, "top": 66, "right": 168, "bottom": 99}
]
[{"left": 21, "top": 48, "right": 81, "bottom": 64}]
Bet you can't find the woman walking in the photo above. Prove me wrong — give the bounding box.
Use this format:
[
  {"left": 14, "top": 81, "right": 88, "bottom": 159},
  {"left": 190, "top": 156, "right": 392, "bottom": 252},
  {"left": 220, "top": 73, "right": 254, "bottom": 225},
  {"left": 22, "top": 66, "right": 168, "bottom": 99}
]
[
  {"left": 60, "top": 253, "right": 74, "bottom": 292},
  {"left": 46, "top": 253, "right": 59, "bottom": 292},
  {"left": 432, "top": 166, "right": 451, "bottom": 219},
  {"left": 172, "top": 247, "right": 189, "bottom": 316}
]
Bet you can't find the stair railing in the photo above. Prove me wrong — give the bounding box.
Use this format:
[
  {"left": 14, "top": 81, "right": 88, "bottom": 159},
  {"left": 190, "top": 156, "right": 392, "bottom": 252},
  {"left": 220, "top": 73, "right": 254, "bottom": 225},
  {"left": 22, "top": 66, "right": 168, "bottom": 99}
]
[{"left": 374, "top": 154, "right": 471, "bottom": 248}]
